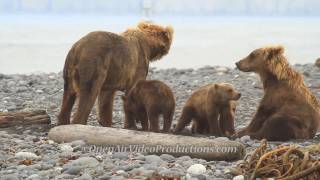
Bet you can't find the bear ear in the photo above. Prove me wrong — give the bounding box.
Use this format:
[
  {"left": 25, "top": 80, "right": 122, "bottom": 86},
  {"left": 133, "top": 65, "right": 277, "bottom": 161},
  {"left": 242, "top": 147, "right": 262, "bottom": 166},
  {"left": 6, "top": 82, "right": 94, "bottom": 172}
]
[
  {"left": 268, "top": 45, "right": 285, "bottom": 58},
  {"left": 165, "top": 25, "right": 174, "bottom": 38},
  {"left": 214, "top": 84, "right": 219, "bottom": 89},
  {"left": 137, "top": 21, "right": 149, "bottom": 30}
]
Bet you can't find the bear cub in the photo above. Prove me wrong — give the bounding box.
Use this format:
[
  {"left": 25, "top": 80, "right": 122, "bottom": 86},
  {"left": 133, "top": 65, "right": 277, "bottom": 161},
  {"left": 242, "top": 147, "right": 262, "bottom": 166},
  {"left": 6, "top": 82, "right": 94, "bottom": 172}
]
[
  {"left": 174, "top": 83, "right": 241, "bottom": 137},
  {"left": 122, "top": 80, "right": 175, "bottom": 132}
]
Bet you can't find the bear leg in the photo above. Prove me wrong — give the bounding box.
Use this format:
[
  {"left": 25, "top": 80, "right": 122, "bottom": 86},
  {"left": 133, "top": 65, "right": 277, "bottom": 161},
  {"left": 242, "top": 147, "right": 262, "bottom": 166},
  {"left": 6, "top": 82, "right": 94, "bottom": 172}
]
[
  {"left": 138, "top": 111, "right": 148, "bottom": 131},
  {"left": 248, "top": 114, "right": 300, "bottom": 141},
  {"left": 163, "top": 109, "right": 174, "bottom": 132},
  {"left": 98, "top": 90, "right": 116, "bottom": 127},
  {"left": 58, "top": 87, "right": 76, "bottom": 125},
  {"left": 174, "top": 106, "right": 194, "bottom": 133},
  {"left": 148, "top": 113, "right": 160, "bottom": 133}
]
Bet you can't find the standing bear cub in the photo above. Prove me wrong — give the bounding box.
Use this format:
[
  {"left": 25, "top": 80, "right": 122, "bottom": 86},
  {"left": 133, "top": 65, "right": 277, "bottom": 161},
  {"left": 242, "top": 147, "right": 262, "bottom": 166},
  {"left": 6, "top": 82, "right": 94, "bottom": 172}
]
[
  {"left": 174, "top": 83, "right": 241, "bottom": 136},
  {"left": 122, "top": 80, "right": 175, "bottom": 133}
]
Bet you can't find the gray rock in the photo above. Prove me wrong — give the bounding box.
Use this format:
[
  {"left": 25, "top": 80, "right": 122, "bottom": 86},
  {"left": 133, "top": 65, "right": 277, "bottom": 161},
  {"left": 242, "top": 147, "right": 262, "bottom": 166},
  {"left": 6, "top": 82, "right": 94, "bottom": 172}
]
[
  {"left": 240, "top": 135, "right": 251, "bottom": 143},
  {"left": 112, "top": 152, "right": 128, "bottom": 160},
  {"left": 144, "top": 155, "right": 163, "bottom": 164},
  {"left": 78, "top": 174, "right": 93, "bottom": 180},
  {"left": 70, "top": 140, "right": 86, "bottom": 147},
  {"left": 0, "top": 174, "right": 19, "bottom": 180},
  {"left": 65, "top": 166, "right": 81, "bottom": 175},
  {"left": 98, "top": 174, "right": 111, "bottom": 180},
  {"left": 182, "top": 160, "right": 195, "bottom": 167},
  {"left": 26, "top": 174, "right": 41, "bottom": 180},
  {"left": 160, "top": 154, "right": 175, "bottom": 162},
  {"left": 67, "top": 157, "right": 99, "bottom": 168}
]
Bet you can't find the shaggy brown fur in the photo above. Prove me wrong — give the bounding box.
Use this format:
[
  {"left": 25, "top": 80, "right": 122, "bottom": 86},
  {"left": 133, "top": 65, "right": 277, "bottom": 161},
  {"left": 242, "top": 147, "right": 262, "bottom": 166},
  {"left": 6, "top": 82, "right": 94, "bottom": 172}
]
[
  {"left": 57, "top": 22, "right": 173, "bottom": 126},
  {"left": 235, "top": 45, "right": 320, "bottom": 141},
  {"left": 174, "top": 83, "right": 241, "bottom": 136},
  {"left": 122, "top": 80, "right": 175, "bottom": 132},
  {"left": 191, "top": 101, "right": 237, "bottom": 136}
]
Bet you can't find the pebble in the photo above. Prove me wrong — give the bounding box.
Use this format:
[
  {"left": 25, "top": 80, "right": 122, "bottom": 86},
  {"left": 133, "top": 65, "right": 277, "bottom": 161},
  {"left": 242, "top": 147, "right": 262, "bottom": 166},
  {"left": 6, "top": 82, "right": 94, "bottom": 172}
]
[
  {"left": 187, "top": 164, "right": 206, "bottom": 175},
  {"left": 65, "top": 166, "right": 81, "bottom": 175},
  {"left": 69, "top": 157, "right": 99, "bottom": 167},
  {"left": 112, "top": 152, "right": 128, "bottom": 160},
  {"left": 0, "top": 175, "right": 19, "bottom": 180},
  {"left": 59, "top": 144, "right": 74, "bottom": 152},
  {"left": 144, "top": 155, "right": 163, "bottom": 164},
  {"left": 78, "top": 173, "right": 93, "bottom": 180},
  {"left": 215, "top": 137, "right": 229, "bottom": 141},
  {"left": 160, "top": 154, "right": 176, "bottom": 162},
  {"left": 15, "top": 152, "right": 40, "bottom": 160},
  {"left": 233, "top": 175, "right": 245, "bottom": 180}
]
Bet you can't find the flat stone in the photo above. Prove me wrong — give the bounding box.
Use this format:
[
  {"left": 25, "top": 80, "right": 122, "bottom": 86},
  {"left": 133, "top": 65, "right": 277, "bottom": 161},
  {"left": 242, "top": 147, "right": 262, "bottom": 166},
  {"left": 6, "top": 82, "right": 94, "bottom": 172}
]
[
  {"left": 187, "top": 164, "right": 206, "bottom": 175},
  {"left": 15, "top": 152, "right": 40, "bottom": 160}
]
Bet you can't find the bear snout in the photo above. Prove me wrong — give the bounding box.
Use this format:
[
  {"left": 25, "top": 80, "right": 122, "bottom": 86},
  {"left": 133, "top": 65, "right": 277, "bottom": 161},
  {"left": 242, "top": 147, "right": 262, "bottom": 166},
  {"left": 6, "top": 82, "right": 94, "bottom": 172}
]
[
  {"left": 235, "top": 62, "right": 240, "bottom": 68},
  {"left": 234, "top": 93, "right": 241, "bottom": 100}
]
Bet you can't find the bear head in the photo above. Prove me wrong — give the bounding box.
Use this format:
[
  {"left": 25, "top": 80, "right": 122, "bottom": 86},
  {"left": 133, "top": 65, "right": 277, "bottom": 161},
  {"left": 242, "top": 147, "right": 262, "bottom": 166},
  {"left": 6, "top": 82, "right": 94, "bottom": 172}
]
[
  {"left": 214, "top": 83, "right": 241, "bottom": 102},
  {"left": 235, "top": 45, "right": 285, "bottom": 73},
  {"left": 138, "top": 22, "right": 174, "bottom": 61}
]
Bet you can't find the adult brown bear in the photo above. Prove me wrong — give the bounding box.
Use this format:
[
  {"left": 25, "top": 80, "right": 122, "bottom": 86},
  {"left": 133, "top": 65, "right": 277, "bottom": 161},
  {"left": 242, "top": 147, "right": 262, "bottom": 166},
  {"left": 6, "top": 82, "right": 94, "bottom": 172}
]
[
  {"left": 235, "top": 45, "right": 320, "bottom": 141},
  {"left": 57, "top": 22, "right": 173, "bottom": 126}
]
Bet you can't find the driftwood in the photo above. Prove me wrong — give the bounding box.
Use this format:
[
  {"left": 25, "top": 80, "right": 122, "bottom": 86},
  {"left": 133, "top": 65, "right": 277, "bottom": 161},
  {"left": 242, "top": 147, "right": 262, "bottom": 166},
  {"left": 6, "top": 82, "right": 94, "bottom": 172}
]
[
  {"left": 0, "top": 110, "right": 50, "bottom": 128},
  {"left": 49, "top": 125, "right": 245, "bottom": 161}
]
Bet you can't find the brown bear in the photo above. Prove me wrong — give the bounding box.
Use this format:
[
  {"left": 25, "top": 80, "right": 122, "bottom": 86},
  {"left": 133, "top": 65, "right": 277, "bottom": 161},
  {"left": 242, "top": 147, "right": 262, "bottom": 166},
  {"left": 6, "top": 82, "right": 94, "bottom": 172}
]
[
  {"left": 174, "top": 83, "right": 241, "bottom": 136},
  {"left": 191, "top": 101, "right": 237, "bottom": 136},
  {"left": 122, "top": 80, "right": 175, "bottom": 132},
  {"left": 57, "top": 22, "right": 173, "bottom": 126},
  {"left": 235, "top": 45, "right": 320, "bottom": 141}
]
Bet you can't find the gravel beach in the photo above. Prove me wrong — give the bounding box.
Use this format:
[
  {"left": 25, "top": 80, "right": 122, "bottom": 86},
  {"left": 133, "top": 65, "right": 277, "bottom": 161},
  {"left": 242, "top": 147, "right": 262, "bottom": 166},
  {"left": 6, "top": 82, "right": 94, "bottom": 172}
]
[{"left": 1, "top": 64, "right": 320, "bottom": 180}]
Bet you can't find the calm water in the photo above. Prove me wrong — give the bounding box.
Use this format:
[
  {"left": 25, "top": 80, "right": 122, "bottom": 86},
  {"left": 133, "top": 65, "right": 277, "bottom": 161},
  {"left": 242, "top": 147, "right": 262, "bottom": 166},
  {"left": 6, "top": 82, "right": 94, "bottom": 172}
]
[{"left": 0, "top": 15, "right": 320, "bottom": 74}]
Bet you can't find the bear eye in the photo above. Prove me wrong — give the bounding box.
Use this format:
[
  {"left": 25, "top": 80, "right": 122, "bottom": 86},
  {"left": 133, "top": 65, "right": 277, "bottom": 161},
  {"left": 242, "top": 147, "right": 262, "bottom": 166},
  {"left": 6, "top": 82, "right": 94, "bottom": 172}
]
[{"left": 228, "top": 89, "right": 233, "bottom": 93}]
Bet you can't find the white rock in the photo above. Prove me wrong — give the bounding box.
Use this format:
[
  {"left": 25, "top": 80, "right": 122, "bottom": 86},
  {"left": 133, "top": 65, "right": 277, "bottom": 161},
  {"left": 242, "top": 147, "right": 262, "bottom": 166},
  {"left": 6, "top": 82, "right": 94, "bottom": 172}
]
[
  {"left": 215, "top": 137, "right": 229, "bottom": 141},
  {"left": 36, "top": 89, "right": 44, "bottom": 93},
  {"left": 216, "top": 67, "right": 229, "bottom": 73},
  {"left": 116, "top": 170, "right": 126, "bottom": 174},
  {"left": 47, "top": 140, "right": 55, "bottom": 144},
  {"left": 27, "top": 174, "right": 40, "bottom": 180},
  {"left": 54, "top": 167, "right": 63, "bottom": 173},
  {"left": 187, "top": 164, "right": 206, "bottom": 175},
  {"left": 59, "top": 144, "right": 73, "bottom": 152},
  {"left": 15, "top": 152, "right": 40, "bottom": 160},
  {"left": 216, "top": 72, "right": 226, "bottom": 76},
  {"left": 185, "top": 173, "right": 192, "bottom": 180},
  {"left": 233, "top": 175, "right": 245, "bottom": 180}
]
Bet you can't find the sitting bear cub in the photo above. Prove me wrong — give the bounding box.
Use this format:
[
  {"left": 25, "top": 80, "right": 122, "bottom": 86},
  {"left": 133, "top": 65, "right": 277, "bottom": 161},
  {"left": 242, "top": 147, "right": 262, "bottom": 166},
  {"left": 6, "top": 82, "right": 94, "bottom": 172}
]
[
  {"left": 122, "top": 80, "right": 175, "bottom": 132},
  {"left": 174, "top": 83, "right": 241, "bottom": 136}
]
